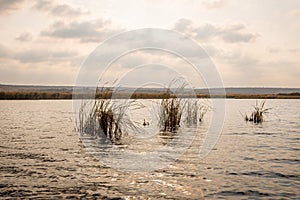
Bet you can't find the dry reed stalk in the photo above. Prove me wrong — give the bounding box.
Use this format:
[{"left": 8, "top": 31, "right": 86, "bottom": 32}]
[
  {"left": 159, "top": 98, "right": 183, "bottom": 132},
  {"left": 243, "top": 100, "right": 271, "bottom": 123},
  {"left": 185, "top": 100, "right": 208, "bottom": 125},
  {"left": 76, "top": 85, "right": 142, "bottom": 144}
]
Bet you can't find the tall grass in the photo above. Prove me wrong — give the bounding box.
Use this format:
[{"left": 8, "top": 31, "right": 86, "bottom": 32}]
[
  {"left": 77, "top": 79, "right": 209, "bottom": 143},
  {"left": 157, "top": 79, "right": 209, "bottom": 132},
  {"left": 185, "top": 100, "right": 208, "bottom": 125},
  {"left": 76, "top": 86, "right": 141, "bottom": 144},
  {"left": 157, "top": 98, "right": 209, "bottom": 132},
  {"left": 159, "top": 98, "right": 183, "bottom": 132}
]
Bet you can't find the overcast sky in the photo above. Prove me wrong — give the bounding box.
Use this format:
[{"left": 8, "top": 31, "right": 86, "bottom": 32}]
[{"left": 0, "top": 0, "right": 299, "bottom": 87}]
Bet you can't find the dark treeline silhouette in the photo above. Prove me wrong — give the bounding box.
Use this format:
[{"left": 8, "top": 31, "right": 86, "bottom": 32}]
[
  {"left": 1, "top": 91, "right": 300, "bottom": 100},
  {"left": 0, "top": 91, "right": 72, "bottom": 100},
  {"left": 277, "top": 92, "right": 300, "bottom": 96}
]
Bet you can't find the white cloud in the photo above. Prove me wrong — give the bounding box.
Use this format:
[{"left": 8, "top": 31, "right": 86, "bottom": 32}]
[
  {"left": 13, "top": 49, "right": 78, "bottom": 63},
  {"left": 15, "top": 32, "right": 33, "bottom": 42},
  {"left": 32, "top": 0, "right": 89, "bottom": 17},
  {"left": 0, "top": 44, "right": 10, "bottom": 58},
  {"left": 32, "top": 0, "right": 52, "bottom": 10},
  {"left": 0, "top": 43, "right": 78, "bottom": 64},
  {"left": 174, "top": 18, "right": 259, "bottom": 43},
  {"left": 51, "top": 4, "right": 88, "bottom": 16},
  {"left": 98, "top": 49, "right": 207, "bottom": 88},
  {"left": 173, "top": 18, "right": 193, "bottom": 33},
  {"left": 41, "top": 19, "right": 125, "bottom": 43},
  {"left": 0, "top": 61, "right": 76, "bottom": 85}
]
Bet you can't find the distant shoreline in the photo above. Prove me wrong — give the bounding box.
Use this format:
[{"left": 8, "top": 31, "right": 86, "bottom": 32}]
[
  {"left": 1, "top": 84, "right": 300, "bottom": 100},
  {"left": 0, "top": 91, "right": 299, "bottom": 100}
]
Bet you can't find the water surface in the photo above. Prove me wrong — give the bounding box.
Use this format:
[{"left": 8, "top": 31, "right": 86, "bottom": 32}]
[{"left": 0, "top": 99, "right": 299, "bottom": 199}]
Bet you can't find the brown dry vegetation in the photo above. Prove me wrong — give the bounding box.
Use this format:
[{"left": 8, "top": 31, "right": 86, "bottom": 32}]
[
  {"left": 1, "top": 91, "right": 300, "bottom": 100},
  {"left": 0, "top": 91, "right": 72, "bottom": 100},
  {"left": 242, "top": 100, "right": 272, "bottom": 123},
  {"left": 76, "top": 87, "right": 143, "bottom": 144},
  {"left": 159, "top": 98, "right": 183, "bottom": 132}
]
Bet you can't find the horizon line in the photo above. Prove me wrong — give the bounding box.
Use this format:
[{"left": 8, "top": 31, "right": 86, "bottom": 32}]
[{"left": 0, "top": 83, "right": 300, "bottom": 89}]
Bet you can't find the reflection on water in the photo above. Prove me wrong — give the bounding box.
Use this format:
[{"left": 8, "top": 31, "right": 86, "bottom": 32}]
[{"left": 0, "top": 99, "right": 299, "bottom": 199}]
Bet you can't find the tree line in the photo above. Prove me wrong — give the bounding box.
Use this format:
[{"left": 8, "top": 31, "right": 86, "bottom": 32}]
[
  {"left": 0, "top": 91, "right": 72, "bottom": 100},
  {"left": 0, "top": 91, "right": 299, "bottom": 100}
]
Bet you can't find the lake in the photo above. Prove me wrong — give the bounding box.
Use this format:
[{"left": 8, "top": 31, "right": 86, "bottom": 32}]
[{"left": 0, "top": 99, "right": 299, "bottom": 199}]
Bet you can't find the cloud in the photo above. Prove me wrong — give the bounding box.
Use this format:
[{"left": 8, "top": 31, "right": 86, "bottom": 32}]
[
  {"left": 194, "top": 24, "right": 219, "bottom": 40},
  {"left": 220, "top": 24, "right": 258, "bottom": 43},
  {"left": 0, "top": 62, "right": 76, "bottom": 85},
  {"left": 41, "top": 19, "right": 125, "bottom": 43},
  {"left": 0, "top": 43, "right": 78, "bottom": 64},
  {"left": 267, "top": 47, "right": 300, "bottom": 54},
  {"left": 174, "top": 18, "right": 193, "bottom": 33},
  {"left": 32, "top": 0, "right": 52, "bottom": 10},
  {"left": 216, "top": 48, "right": 260, "bottom": 67},
  {"left": 50, "top": 4, "right": 88, "bottom": 16},
  {"left": 267, "top": 47, "right": 281, "bottom": 54},
  {"left": 15, "top": 32, "right": 33, "bottom": 42},
  {"left": 92, "top": 49, "right": 207, "bottom": 88},
  {"left": 174, "top": 18, "right": 259, "bottom": 43},
  {"left": 202, "top": 0, "right": 228, "bottom": 9},
  {"left": 202, "top": 44, "right": 220, "bottom": 57},
  {"left": 32, "top": 0, "right": 88, "bottom": 17},
  {"left": 0, "top": 0, "right": 25, "bottom": 14},
  {"left": 0, "top": 44, "right": 10, "bottom": 58},
  {"left": 13, "top": 49, "right": 78, "bottom": 63}
]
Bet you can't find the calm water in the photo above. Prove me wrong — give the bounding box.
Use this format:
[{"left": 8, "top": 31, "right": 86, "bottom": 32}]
[{"left": 0, "top": 99, "right": 299, "bottom": 199}]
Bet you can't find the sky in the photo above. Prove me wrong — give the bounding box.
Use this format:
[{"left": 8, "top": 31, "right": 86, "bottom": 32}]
[{"left": 0, "top": 0, "right": 299, "bottom": 88}]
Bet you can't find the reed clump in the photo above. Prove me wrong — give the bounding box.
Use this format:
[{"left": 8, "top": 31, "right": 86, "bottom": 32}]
[
  {"left": 76, "top": 87, "right": 139, "bottom": 144},
  {"left": 77, "top": 80, "right": 209, "bottom": 142},
  {"left": 159, "top": 98, "right": 183, "bottom": 132},
  {"left": 243, "top": 100, "right": 271, "bottom": 123},
  {"left": 158, "top": 98, "right": 209, "bottom": 132},
  {"left": 157, "top": 79, "right": 209, "bottom": 131},
  {"left": 185, "top": 100, "right": 208, "bottom": 125},
  {"left": 96, "top": 100, "right": 123, "bottom": 142}
]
